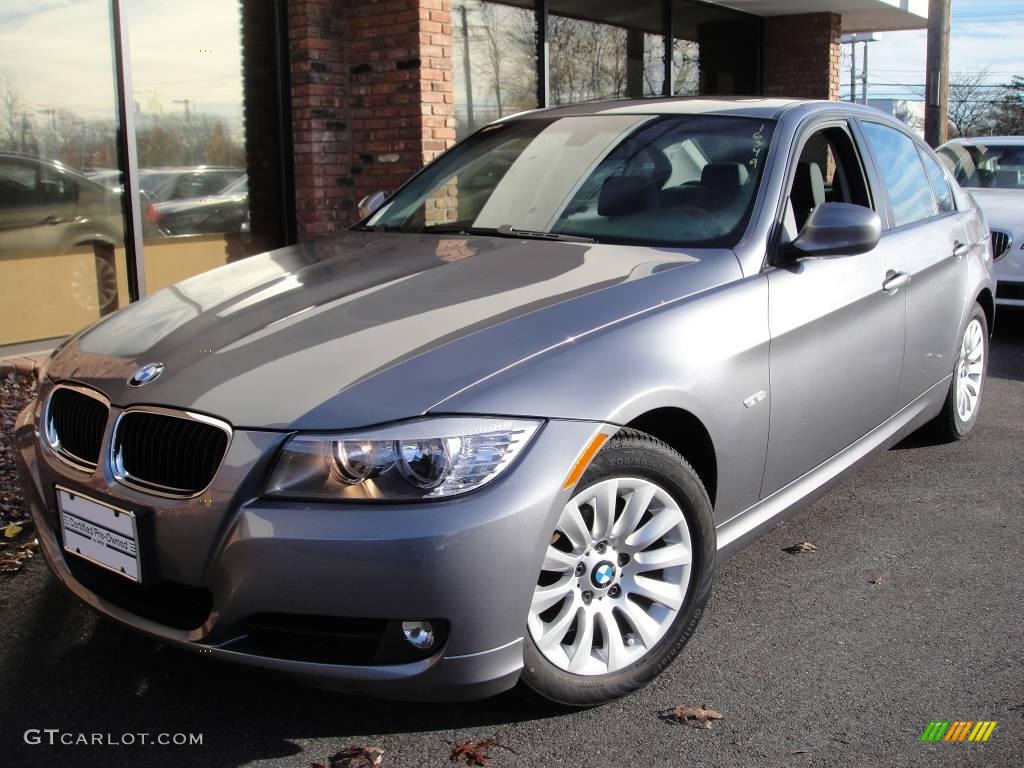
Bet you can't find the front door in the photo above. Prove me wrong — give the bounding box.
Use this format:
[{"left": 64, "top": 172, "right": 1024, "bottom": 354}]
[{"left": 762, "top": 122, "right": 907, "bottom": 497}]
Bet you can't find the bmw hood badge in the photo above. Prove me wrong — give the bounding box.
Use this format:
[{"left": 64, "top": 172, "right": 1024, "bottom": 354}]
[{"left": 128, "top": 362, "right": 165, "bottom": 387}]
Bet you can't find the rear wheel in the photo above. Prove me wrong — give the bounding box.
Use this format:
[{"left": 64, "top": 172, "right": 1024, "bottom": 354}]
[
  {"left": 931, "top": 302, "right": 988, "bottom": 441},
  {"left": 519, "top": 429, "right": 715, "bottom": 707}
]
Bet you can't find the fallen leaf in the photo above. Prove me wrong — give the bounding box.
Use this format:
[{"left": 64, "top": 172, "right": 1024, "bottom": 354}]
[
  {"left": 0, "top": 558, "right": 24, "bottom": 573},
  {"left": 451, "top": 739, "right": 499, "bottom": 766},
  {"left": 3, "top": 523, "right": 22, "bottom": 538},
  {"left": 328, "top": 746, "right": 384, "bottom": 768},
  {"left": 666, "top": 704, "right": 725, "bottom": 729},
  {"left": 783, "top": 542, "right": 817, "bottom": 554}
]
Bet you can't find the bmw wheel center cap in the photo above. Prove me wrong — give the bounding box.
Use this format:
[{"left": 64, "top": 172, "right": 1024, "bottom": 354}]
[
  {"left": 591, "top": 561, "right": 616, "bottom": 589},
  {"left": 128, "top": 362, "right": 164, "bottom": 387}
]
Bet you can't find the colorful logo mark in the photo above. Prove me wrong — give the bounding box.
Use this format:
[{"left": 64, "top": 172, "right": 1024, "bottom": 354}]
[{"left": 921, "top": 721, "right": 997, "bottom": 742}]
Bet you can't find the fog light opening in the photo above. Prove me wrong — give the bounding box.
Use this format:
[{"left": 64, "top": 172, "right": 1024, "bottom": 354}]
[{"left": 401, "top": 620, "right": 435, "bottom": 650}]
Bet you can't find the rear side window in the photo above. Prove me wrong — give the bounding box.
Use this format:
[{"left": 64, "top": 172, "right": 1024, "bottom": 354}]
[
  {"left": 918, "top": 148, "right": 955, "bottom": 213},
  {"left": 862, "top": 121, "right": 936, "bottom": 227}
]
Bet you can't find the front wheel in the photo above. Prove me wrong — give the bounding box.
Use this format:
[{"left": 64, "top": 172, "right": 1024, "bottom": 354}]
[
  {"left": 519, "top": 429, "right": 715, "bottom": 707},
  {"left": 931, "top": 302, "right": 988, "bottom": 441}
]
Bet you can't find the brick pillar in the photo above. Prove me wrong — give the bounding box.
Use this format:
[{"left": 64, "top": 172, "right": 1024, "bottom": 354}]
[
  {"left": 288, "top": 0, "right": 456, "bottom": 240},
  {"left": 763, "top": 13, "right": 841, "bottom": 101}
]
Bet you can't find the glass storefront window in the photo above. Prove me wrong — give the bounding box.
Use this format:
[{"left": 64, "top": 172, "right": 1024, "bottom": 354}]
[
  {"left": 674, "top": 0, "right": 761, "bottom": 96},
  {"left": 453, "top": 0, "right": 538, "bottom": 139},
  {"left": 0, "top": 0, "right": 130, "bottom": 346},
  {"left": 125, "top": 0, "right": 256, "bottom": 295},
  {"left": 548, "top": 0, "right": 664, "bottom": 105}
]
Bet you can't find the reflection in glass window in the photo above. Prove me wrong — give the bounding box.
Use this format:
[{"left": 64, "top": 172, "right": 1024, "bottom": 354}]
[
  {"left": 452, "top": 1, "right": 538, "bottom": 138},
  {"left": 0, "top": 0, "right": 130, "bottom": 345},
  {"left": 548, "top": 0, "right": 665, "bottom": 106},
  {"left": 126, "top": 0, "right": 256, "bottom": 294},
  {"left": 862, "top": 122, "right": 936, "bottom": 227},
  {"left": 919, "top": 148, "right": 955, "bottom": 213}
]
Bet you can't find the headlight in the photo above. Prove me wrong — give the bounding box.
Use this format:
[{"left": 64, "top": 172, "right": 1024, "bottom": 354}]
[{"left": 265, "top": 417, "right": 542, "bottom": 500}]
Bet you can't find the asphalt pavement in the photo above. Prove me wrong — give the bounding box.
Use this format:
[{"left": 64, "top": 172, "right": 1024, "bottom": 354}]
[{"left": 1, "top": 313, "right": 1021, "bottom": 768}]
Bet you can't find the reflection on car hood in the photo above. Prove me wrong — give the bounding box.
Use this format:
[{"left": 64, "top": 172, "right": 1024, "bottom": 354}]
[{"left": 48, "top": 231, "right": 738, "bottom": 429}]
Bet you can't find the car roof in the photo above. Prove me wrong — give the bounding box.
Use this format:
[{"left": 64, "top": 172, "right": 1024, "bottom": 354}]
[
  {"left": 943, "top": 136, "right": 1024, "bottom": 146},
  {"left": 499, "top": 96, "right": 877, "bottom": 122}
]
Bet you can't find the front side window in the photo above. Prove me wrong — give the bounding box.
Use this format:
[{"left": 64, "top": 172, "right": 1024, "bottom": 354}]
[
  {"left": 937, "top": 142, "right": 1024, "bottom": 189},
  {"left": 862, "top": 121, "right": 936, "bottom": 227},
  {"left": 366, "top": 114, "right": 776, "bottom": 248}
]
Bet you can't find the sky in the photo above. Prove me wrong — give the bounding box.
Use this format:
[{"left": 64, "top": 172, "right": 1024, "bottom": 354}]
[
  {"left": 840, "top": 0, "right": 1024, "bottom": 103},
  {"left": 0, "top": 0, "right": 243, "bottom": 129}
]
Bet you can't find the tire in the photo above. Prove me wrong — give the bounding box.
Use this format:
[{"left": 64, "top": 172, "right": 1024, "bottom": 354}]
[
  {"left": 931, "top": 302, "right": 988, "bottom": 441},
  {"left": 519, "top": 428, "right": 715, "bottom": 707}
]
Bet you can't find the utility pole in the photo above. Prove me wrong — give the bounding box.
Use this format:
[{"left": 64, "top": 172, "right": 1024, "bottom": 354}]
[
  {"left": 861, "top": 41, "right": 870, "bottom": 104},
  {"left": 850, "top": 41, "right": 857, "bottom": 102},
  {"left": 842, "top": 33, "right": 880, "bottom": 106},
  {"left": 924, "top": 0, "right": 951, "bottom": 147},
  {"left": 172, "top": 98, "right": 191, "bottom": 123},
  {"left": 459, "top": 5, "right": 475, "bottom": 133}
]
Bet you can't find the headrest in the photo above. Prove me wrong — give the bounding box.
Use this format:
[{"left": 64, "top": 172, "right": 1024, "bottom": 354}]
[
  {"left": 794, "top": 161, "right": 826, "bottom": 207},
  {"left": 701, "top": 162, "right": 749, "bottom": 189},
  {"left": 598, "top": 176, "right": 658, "bottom": 217}
]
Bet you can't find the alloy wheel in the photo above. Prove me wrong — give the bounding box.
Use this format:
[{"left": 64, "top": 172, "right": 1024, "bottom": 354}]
[
  {"left": 528, "top": 477, "right": 693, "bottom": 676},
  {"left": 955, "top": 318, "right": 985, "bottom": 422}
]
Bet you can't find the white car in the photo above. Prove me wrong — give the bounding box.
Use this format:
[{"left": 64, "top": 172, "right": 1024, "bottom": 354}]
[{"left": 939, "top": 137, "right": 1024, "bottom": 308}]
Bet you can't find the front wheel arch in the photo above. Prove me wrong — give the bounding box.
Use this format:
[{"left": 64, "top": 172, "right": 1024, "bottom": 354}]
[{"left": 623, "top": 407, "right": 717, "bottom": 509}]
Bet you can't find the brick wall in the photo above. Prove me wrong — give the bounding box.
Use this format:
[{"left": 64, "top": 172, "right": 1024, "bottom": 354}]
[
  {"left": 288, "top": 0, "right": 456, "bottom": 240},
  {"left": 763, "top": 13, "right": 841, "bottom": 101}
]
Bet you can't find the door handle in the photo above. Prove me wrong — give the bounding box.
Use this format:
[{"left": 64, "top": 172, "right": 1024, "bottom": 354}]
[
  {"left": 882, "top": 270, "right": 911, "bottom": 294},
  {"left": 953, "top": 242, "right": 969, "bottom": 260},
  {"left": 41, "top": 214, "right": 64, "bottom": 226}
]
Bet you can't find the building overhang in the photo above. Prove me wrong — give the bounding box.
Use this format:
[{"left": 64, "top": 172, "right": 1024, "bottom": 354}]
[{"left": 711, "top": 0, "right": 928, "bottom": 32}]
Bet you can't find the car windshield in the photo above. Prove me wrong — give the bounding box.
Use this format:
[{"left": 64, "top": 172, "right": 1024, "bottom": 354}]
[
  {"left": 937, "top": 143, "right": 1024, "bottom": 189},
  {"left": 365, "top": 114, "right": 775, "bottom": 248}
]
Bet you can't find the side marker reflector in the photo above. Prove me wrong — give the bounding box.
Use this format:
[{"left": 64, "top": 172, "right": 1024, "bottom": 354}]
[{"left": 562, "top": 433, "right": 609, "bottom": 490}]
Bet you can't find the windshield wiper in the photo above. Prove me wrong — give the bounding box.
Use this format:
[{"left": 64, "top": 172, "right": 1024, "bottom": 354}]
[{"left": 495, "top": 224, "right": 596, "bottom": 243}]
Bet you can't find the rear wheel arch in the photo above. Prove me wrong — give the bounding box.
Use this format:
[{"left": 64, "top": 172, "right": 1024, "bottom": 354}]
[{"left": 621, "top": 407, "right": 717, "bottom": 509}]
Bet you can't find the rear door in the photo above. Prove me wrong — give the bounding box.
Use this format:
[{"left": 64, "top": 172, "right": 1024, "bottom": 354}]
[
  {"left": 859, "top": 119, "right": 971, "bottom": 405},
  {"left": 762, "top": 119, "right": 907, "bottom": 497}
]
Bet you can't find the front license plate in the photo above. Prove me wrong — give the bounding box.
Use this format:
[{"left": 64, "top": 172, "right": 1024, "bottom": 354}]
[{"left": 58, "top": 487, "right": 140, "bottom": 582}]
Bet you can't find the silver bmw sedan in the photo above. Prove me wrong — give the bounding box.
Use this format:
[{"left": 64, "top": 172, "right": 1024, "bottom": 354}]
[{"left": 15, "top": 97, "right": 994, "bottom": 706}]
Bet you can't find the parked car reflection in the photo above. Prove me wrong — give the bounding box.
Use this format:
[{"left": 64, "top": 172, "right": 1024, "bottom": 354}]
[{"left": 148, "top": 173, "right": 249, "bottom": 236}]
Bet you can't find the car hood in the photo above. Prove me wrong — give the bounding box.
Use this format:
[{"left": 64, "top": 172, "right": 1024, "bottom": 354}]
[
  {"left": 48, "top": 231, "right": 739, "bottom": 429},
  {"left": 966, "top": 188, "right": 1023, "bottom": 229}
]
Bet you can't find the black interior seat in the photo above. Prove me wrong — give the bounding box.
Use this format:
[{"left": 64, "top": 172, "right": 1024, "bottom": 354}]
[
  {"left": 790, "top": 161, "right": 825, "bottom": 230},
  {"left": 598, "top": 175, "right": 659, "bottom": 217},
  {"left": 660, "top": 162, "right": 749, "bottom": 211}
]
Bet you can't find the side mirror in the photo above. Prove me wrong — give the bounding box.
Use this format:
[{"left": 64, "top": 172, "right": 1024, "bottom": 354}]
[
  {"left": 789, "top": 202, "right": 881, "bottom": 258},
  {"left": 357, "top": 190, "right": 388, "bottom": 220}
]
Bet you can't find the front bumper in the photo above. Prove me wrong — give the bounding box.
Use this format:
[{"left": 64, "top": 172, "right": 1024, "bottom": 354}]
[{"left": 14, "top": 387, "right": 604, "bottom": 701}]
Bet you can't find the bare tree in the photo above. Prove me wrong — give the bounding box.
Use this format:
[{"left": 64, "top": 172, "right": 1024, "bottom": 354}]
[
  {"left": 945, "top": 67, "right": 994, "bottom": 138},
  {"left": 0, "top": 70, "right": 30, "bottom": 152}
]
